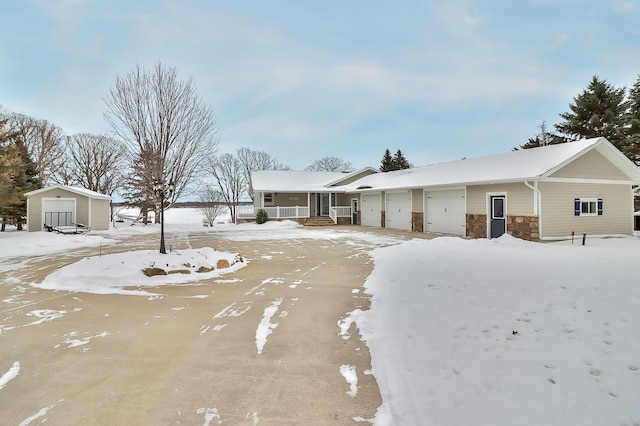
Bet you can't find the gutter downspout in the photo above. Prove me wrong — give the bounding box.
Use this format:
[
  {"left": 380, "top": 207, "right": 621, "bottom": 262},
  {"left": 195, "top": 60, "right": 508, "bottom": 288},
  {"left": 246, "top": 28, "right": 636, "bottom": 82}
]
[{"left": 524, "top": 179, "right": 541, "bottom": 238}]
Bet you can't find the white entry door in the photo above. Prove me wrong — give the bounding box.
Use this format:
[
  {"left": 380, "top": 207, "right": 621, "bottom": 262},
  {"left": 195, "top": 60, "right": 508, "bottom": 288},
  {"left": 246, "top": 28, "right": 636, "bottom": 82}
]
[
  {"left": 425, "top": 189, "right": 466, "bottom": 235},
  {"left": 360, "top": 193, "right": 381, "bottom": 227},
  {"left": 386, "top": 190, "right": 412, "bottom": 231}
]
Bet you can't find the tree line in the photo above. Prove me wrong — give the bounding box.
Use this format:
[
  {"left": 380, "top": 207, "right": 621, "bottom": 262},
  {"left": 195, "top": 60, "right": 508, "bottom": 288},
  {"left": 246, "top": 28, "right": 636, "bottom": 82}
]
[{"left": 517, "top": 75, "right": 640, "bottom": 166}]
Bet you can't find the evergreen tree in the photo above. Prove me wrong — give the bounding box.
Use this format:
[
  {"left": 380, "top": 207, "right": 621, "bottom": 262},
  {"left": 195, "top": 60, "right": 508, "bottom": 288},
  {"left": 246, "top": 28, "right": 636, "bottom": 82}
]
[
  {"left": 392, "top": 149, "right": 412, "bottom": 170},
  {"left": 516, "top": 121, "right": 566, "bottom": 150},
  {"left": 380, "top": 149, "right": 394, "bottom": 171},
  {"left": 555, "top": 75, "right": 627, "bottom": 152},
  {"left": 625, "top": 75, "right": 640, "bottom": 165}
]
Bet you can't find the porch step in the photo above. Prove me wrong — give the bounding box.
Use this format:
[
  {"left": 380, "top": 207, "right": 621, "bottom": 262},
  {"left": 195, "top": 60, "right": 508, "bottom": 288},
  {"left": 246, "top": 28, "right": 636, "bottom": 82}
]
[{"left": 302, "top": 217, "right": 336, "bottom": 226}]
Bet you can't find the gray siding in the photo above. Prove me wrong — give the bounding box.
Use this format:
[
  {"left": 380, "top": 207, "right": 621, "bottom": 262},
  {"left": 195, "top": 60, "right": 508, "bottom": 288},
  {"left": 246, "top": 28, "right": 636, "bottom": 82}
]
[
  {"left": 264, "top": 192, "right": 309, "bottom": 207},
  {"left": 539, "top": 182, "right": 632, "bottom": 237},
  {"left": 466, "top": 183, "right": 534, "bottom": 215},
  {"left": 550, "top": 149, "right": 629, "bottom": 180}
]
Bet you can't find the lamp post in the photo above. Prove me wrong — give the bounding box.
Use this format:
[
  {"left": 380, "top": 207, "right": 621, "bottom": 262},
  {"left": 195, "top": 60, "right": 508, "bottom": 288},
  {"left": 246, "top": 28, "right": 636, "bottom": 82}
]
[{"left": 152, "top": 178, "right": 175, "bottom": 254}]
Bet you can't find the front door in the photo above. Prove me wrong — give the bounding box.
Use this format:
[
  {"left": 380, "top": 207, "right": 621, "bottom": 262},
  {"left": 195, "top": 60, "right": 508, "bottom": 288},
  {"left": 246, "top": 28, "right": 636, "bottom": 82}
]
[
  {"left": 351, "top": 199, "right": 358, "bottom": 224},
  {"left": 317, "top": 193, "right": 330, "bottom": 216},
  {"left": 490, "top": 195, "right": 506, "bottom": 238}
]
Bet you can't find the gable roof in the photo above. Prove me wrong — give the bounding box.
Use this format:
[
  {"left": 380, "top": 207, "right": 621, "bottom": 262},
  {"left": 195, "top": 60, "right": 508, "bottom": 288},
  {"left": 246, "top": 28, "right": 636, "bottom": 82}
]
[
  {"left": 342, "top": 138, "right": 640, "bottom": 192},
  {"left": 25, "top": 185, "right": 111, "bottom": 200}
]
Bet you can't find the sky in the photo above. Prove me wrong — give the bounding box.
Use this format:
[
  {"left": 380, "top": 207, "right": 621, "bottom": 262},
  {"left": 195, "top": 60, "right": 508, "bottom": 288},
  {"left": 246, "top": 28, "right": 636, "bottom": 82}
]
[{"left": 2, "top": 0, "right": 640, "bottom": 170}]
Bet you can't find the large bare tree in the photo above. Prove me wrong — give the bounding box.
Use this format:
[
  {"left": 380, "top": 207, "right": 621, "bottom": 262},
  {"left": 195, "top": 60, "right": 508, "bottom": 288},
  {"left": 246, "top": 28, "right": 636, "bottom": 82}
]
[
  {"left": 62, "top": 133, "right": 126, "bottom": 196},
  {"left": 104, "top": 62, "right": 219, "bottom": 219},
  {"left": 209, "top": 153, "right": 246, "bottom": 224},
  {"left": 305, "top": 156, "right": 353, "bottom": 172},
  {"left": 236, "top": 147, "right": 288, "bottom": 200},
  {"left": 9, "top": 113, "right": 65, "bottom": 185}
]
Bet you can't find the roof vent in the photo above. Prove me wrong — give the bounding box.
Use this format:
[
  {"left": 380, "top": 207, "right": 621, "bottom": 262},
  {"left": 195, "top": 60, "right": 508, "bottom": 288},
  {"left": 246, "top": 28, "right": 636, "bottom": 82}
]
[{"left": 356, "top": 185, "right": 372, "bottom": 189}]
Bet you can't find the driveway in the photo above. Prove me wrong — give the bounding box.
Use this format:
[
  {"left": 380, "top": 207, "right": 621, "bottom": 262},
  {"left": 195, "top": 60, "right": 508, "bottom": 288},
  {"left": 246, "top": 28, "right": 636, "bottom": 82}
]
[{"left": 0, "top": 225, "right": 422, "bottom": 425}]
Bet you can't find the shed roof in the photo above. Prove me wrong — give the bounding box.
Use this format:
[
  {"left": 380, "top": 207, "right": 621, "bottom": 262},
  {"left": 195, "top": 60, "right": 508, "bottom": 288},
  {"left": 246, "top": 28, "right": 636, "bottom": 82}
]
[{"left": 25, "top": 185, "right": 111, "bottom": 200}]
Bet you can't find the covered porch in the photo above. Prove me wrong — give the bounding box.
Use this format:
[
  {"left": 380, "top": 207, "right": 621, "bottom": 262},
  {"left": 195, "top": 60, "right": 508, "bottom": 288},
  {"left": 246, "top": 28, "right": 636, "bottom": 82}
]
[{"left": 238, "top": 191, "right": 355, "bottom": 224}]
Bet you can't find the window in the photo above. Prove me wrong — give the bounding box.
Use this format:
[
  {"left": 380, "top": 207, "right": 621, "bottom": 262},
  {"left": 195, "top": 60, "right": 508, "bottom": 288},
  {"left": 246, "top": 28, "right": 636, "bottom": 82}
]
[
  {"left": 574, "top": 198, "right": 603, "bottom": 216},
  {"left": 264, "top": 193, "right": 273, "bottom": 204}
]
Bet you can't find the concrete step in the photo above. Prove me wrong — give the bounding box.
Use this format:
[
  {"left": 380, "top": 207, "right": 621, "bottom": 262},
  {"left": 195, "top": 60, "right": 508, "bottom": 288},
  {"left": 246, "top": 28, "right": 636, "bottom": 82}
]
[{"left": 302, "top": 217, "right": 335, "bottom": 226}]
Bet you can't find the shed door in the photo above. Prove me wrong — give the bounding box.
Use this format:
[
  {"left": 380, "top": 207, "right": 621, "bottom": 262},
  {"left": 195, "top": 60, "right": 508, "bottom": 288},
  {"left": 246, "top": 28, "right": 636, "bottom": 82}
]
[
  {"left": 43, "top": 199, "right": 74, "bottom": 226},
  {"left": 361, "top": 193, "right": 381, "bottom": 227},
  {"left": 425, "top": 190, "right": 466, "bottom": 235},
  {"left": 386, "top": 191, "right": 412, "bottom": 231}
]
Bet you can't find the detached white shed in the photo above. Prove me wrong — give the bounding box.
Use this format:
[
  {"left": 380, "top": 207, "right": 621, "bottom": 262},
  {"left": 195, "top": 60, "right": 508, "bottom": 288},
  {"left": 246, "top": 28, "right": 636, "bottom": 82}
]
[{"left": 24, "top": 185, "right": 111, "bottom": 232}]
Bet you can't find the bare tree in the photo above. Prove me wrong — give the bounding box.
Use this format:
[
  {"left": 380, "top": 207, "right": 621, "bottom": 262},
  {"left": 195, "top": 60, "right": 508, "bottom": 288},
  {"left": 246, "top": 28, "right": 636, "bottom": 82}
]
[
  {"left": 104, "top": 62, "right": 219, "bottom": 221},
  {"left": 209, "top": 153, "right": 246, "bottom": 224},
  {"left": 305, "top": 156, "right": 353, "bottom": 172},
  {"left": 9, "top": 113, "right": 65, "bottom": 185},
  {"left": 198, "top": 186, "right": 226, "bottom": 226},
  {"left": 62, "top": 133, "right": 127, "bottom": 195},
  {"left": 236, "top": 147, "right": 288, "bottom": 200}
]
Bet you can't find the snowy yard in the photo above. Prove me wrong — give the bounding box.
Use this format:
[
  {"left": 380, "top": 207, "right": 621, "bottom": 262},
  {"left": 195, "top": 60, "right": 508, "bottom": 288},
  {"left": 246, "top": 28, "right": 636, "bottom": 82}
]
[{"left": 1, "top": 208, "right": 639, "bottom": 425}]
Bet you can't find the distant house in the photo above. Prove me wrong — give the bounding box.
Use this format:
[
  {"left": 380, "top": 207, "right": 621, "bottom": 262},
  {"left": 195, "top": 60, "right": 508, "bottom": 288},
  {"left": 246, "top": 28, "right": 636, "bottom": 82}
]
[
  {"left": 248, "top": 138, "right": 640, "bottom": 240},
  {"left": 24, "top": 185, "right": 111, "bottom": 232}
]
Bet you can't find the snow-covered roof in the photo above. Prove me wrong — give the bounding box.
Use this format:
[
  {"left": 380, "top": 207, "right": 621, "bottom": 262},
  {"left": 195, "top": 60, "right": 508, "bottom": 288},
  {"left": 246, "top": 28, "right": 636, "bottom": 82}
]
[
  {"left": 251, "top": 170, "right": 351, "bottom": 192},
  {"left": 25, "top": 185, "right": 111, "bottom": 200},
  {"left": 342, "top": 138, "right": 640, "bottom": 192},
  {"left": 250, "top": 138, "right": 640, "bottom": 194}
]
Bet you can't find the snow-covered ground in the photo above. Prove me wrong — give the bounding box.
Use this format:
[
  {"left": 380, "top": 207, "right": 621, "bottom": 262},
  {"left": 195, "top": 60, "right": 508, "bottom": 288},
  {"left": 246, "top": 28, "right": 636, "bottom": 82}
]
[{"left": 1, "top": 207, "right": 639, "bottom": 425}]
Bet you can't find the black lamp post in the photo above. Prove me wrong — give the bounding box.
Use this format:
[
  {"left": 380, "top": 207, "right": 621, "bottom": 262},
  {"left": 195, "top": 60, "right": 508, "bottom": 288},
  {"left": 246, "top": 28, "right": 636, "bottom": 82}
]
[{"left": 152, "top": 178, "right": 175, "bottom": 254}]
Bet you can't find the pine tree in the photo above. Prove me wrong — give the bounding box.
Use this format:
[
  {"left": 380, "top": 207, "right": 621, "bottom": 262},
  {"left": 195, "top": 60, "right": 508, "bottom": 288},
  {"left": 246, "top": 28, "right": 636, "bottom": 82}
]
[
  {"left": 625, "top": 75, "right": 640, "bottom": 165},
  {"left": 555, "top": 75, "right": 627, "bottom": 153},
  {"left": 2, "top": 139, "right": 42, "bottom": 230},
  {"left": 392, "top": 149, "right": 411, "bottom": 170},
  {"left": 516, "top": 121, "right": 566, "bottom": 150},
  {"left": 380, "top": 149, "right": 394, "bottom": 171}
]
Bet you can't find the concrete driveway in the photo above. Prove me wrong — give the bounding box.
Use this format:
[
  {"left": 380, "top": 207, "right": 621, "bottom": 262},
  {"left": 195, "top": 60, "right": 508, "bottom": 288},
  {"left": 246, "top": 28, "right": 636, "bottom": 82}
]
[{"left": 0, "top": 225, "right": 423, "bottom": 425}]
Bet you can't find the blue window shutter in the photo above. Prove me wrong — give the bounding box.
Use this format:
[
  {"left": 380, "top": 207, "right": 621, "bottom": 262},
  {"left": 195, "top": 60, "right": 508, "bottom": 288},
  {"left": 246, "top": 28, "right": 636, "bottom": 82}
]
[
  {"left": 574, "top": 198, "right": 581, "bottom": 216},
  {"left": 597, "top": 198, "right": 603, "bottom": 216}
]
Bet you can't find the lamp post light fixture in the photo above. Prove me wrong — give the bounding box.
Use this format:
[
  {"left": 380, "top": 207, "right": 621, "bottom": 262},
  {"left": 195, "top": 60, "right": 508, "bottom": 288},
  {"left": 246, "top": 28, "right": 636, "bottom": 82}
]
[{"left": 152, "top": 178, "right": 175, "bottom": 254}]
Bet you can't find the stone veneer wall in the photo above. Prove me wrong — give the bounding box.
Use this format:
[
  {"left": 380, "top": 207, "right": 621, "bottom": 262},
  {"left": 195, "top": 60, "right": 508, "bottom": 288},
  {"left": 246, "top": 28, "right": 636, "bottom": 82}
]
[
  {"left": 466, "top": 214, "right": 487, "bottom": 238},
  {"left": 380, "top": 211, "right": 386, "bottom": 228},
  {"left": 412, "top": 212, "right": 424, "bottom": 232},
  {"left": 507, "top": 215, "right": 539, "bottom": 241},
  {"left": 466, "top": 214, "right": 539, "bottom": 241}
]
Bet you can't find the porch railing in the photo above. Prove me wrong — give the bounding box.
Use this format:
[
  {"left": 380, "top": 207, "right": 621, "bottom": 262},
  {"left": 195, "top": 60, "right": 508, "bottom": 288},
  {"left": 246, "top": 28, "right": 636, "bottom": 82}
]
[
  {"left": 329, "top": 206, "right": 352, "bottom": 224},
  {"left": 237, "top": 206, "right": 310, "bottom": 220},
  {"left": 237, "top": 205, "right": 352, "bottom": 223}
]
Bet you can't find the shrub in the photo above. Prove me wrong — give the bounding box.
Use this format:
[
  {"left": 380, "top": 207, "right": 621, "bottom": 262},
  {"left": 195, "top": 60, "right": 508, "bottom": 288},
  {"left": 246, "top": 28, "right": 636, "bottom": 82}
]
[{"left": 256, "top": 209, "right": 269, "bottom": 224}]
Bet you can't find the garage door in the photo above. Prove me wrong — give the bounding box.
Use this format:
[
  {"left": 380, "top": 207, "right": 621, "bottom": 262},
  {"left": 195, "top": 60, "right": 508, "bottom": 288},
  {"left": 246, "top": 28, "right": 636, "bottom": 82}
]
[
  {"left": 43, "top": 199, "right": 75, "bottom": 227},
  {"left": 386, "top": 190, "right": 412, "bottom": 231},
  {"left": 425, "top": 190, "right": 466, "bottom": 235},
  {"left": 361, "top": 193, "right": 381, "bottom": 227}
]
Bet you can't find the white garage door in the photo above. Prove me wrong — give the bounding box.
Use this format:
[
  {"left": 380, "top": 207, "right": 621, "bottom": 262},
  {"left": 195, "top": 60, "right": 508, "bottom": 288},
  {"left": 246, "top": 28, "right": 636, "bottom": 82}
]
[
  {"left": 386, "top": 190, "right": 412, "bottom": 231},
  {"left": 425, "top": 190, "right": 466, "bottom": 235},
  {"left": 43, "top": 199, "right": 75, "bottom": 227},
  {"left": 361, "top": 193, "right": 381, "bottom": 227}
]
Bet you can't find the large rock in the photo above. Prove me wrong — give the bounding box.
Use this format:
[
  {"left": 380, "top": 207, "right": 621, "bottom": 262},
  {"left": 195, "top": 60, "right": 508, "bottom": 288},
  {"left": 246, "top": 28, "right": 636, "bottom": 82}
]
[
  {"left": 142, "top": 267, "right": 167, "bottom": 277},
  {"left": 216, "top": 259, "right": 231, "bottom": 269}
]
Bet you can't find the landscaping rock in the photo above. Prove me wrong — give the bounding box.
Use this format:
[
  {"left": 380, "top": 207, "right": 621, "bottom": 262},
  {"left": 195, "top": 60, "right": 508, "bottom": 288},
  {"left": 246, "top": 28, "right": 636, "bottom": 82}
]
[
  {"left": 142, "top": 267, "right": 167, "bottom": 277},
  {"left": 216, "top": 259, "right": 231, "bottom": 269}
]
